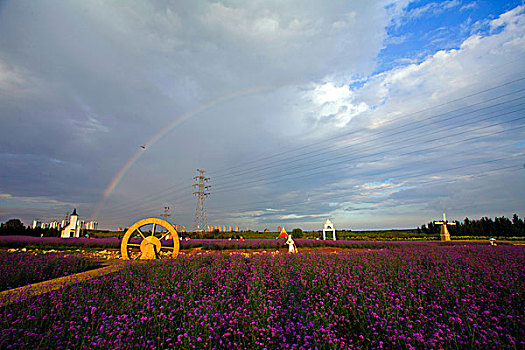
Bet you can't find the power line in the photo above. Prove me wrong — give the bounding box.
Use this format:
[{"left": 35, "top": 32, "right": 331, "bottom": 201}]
[
  {"left": 99, "top": 106, "right": 525, "bottom": 220},
  {"left": 101, "top": 120, "right": 524, "bottom": 222},
  {"left": 211, "top": 112, "right": 525, "bottom": 194},
  {"left": 98, "top": 76, "right": 525, "bottom": 215},
  {"left": 97, "top": 77, "right": 525, "bottom": 222},
  {"left": 208, "top": 157, "right": 524, "bottom": 215},
  {"left": 211, "top": 93, "right": 525, "bottom": 183},
  {"left": 102, "top": 89, "right": 525, "bottom": 217},
  {"left": 209, "top": 142, "right": 525, "bottom": 212},
  {"left": 210, "top": 76, "right": 525, "bottom": 177}
]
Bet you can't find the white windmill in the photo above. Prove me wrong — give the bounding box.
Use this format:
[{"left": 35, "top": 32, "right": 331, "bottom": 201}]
[{"left": 434, "top": 213, "right": 455, "bottom": 242}]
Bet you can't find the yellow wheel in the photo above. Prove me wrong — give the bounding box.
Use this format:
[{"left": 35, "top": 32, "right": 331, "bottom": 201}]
[{"left": 121, "top": 218, "right": 179, "bottom": 260}]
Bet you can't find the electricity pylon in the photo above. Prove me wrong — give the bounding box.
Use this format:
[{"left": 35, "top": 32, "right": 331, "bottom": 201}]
[{"left": 192, "top": 169, "right": 210, "bottom": 232}]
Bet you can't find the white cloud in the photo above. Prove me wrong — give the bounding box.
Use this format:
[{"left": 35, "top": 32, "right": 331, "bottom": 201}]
[
  {"left": 0, "top": 193, "right": 74, "bottom": 207},
  {"left": 360, "top": 181, "right": 404, "bottom": 197},
  {"left": 72, "top": 117, "right": 110, "bottom": 134},
  {"left": 355, "top": 5, "right": 525, "bottom": 123},
  {"left": 490, "top": 5, "right": 525, "bottom": 32},
  {"left": 281, "top": 214, "right": 306, "bottom": 220},
  {"left": 275, "top": 6, "right": 525, "bottom": 226},
  {"left": 405, "top": 0, "right": 461, "bottom": 20},
  {"left": 460, "top": 2, "right": 478, "bottom": 12},
  {"left": 229, "top": 210, "right": 266, "bottom": 218},
  {"left": 303, "top": 82, "right": 370, "bottom": 128},
  {"left": 0, "top": 60, "right": 29, "bottom": 93}
]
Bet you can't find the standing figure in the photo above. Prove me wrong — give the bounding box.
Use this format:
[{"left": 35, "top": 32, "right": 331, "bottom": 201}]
[{"left": 285, "top": 234, "right": 297, "bottom": 253}]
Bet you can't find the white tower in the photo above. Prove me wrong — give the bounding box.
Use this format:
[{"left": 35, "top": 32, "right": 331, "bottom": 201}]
[
  {"left": 61, "top": 209, "right": 81, "bottom": 238},
  {"left": 323, "top": 219, "right": 336, "bottom": 241}
]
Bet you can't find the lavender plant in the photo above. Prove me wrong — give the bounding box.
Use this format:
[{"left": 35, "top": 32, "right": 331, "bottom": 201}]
[
  {"left": 0, "top": 245, "right": 523, "bottom": 349},
  {"left": 0, "top": 251, "right": 101, "bottom": 291}
]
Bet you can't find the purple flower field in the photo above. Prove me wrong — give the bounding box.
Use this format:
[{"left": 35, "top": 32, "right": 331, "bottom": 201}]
[
  {"left": 180, "top": 238, "right": 401, "bottom": 251},
  {"left": 0, "top": 235, "right": 404, "bottom": 251},
  {"left": 0, "top": 244, "right": 523, "bottom": 349},
  {"left": 0, "top": 251, "right": 101, "bottom": 292},
  {"left": 0, "top": 236, "right": 122, "bottom": 250}
]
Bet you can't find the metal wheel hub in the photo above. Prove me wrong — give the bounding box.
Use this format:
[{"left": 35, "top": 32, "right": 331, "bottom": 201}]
[{"left": 139, "top": 236, "right": 161, "bottom": 259}]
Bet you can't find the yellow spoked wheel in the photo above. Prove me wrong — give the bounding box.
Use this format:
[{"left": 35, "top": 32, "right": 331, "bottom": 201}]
[{"left": 120, "top": 218, "right": 179, "bottom": 260}]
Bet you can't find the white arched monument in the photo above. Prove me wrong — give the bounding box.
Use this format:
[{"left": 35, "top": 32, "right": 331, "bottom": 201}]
[{"left": 323, "top": 219, "right": 336, "bottom": 240}]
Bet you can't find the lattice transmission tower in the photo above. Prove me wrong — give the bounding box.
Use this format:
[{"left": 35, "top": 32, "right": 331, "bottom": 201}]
[{"left": 192, "top": 169, "right": 210, "bottom": 232}]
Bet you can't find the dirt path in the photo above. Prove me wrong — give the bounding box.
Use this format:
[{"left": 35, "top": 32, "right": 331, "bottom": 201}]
[{"left": 0, "top": 260, "right": 128, "bottom": 308}]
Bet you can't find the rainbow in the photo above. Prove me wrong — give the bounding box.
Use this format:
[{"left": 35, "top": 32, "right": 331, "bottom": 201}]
[{"left": 90, "top": 84, "right": 284, "bottom": 220}]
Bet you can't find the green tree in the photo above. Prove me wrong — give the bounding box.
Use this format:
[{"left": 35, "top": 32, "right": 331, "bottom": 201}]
[
  {"left": 291, "top": 228, "right": 303, "bottom": 238},
  {"left": 0, "top": 219, "right": 26, "bottom": 235}
]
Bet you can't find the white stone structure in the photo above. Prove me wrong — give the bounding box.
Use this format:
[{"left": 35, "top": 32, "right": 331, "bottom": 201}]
[
  {"left": 61, "top": 209, "right": 81, "bottom": 238},
  {"left": 323, "top": 219, "right": 336, "bottom": 240}
]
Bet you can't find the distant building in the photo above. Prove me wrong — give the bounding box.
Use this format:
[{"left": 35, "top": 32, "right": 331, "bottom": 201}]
[
  {"left": 61, "top": 209, "right": 81, "bottom": 238},
  {"left": 33, "top": 211, "right": 97, "bottom": 236},
  {"left": 205, "top": 224, "right": 240, "bottom": 233},
  {"left": 49, "top": 221, "right": 59, "bottom": 229},
  {"left": 84, "top": 221, "right": 98, "bottom": 230},
  {"left": 32, "top": 220, "right": 41, "bottom": 229}
]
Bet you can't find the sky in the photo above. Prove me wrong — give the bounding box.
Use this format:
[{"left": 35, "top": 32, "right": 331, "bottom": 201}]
[{"left": 1, "top": 0, "right": 524, "bottom": 231}]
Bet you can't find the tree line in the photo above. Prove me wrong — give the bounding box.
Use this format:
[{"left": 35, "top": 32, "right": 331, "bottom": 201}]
[
  {"left": 419, "top": 214, "right": 525, "bottom": 237},
  {"left": 2, "top": 215, "right": 524, "bottom": 238},
  {"left": 0, "top": 219, "right": 60, "bottom": 237}
]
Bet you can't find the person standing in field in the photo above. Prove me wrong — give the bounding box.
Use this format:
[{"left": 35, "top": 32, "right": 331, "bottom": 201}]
[{"left": 286, "top": 234, "right": 297, "bottom": 253}]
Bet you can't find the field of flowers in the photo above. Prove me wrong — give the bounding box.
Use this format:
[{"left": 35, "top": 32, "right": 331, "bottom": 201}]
[
  {"left": 0, "top": 251, "right": 101, "bottom": 291},
  {"left": 0, "top": 236, "right": 398, "bottom": 251},
  {"left": 0, "top": 244, "right": 523, "bottom": 349}
]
